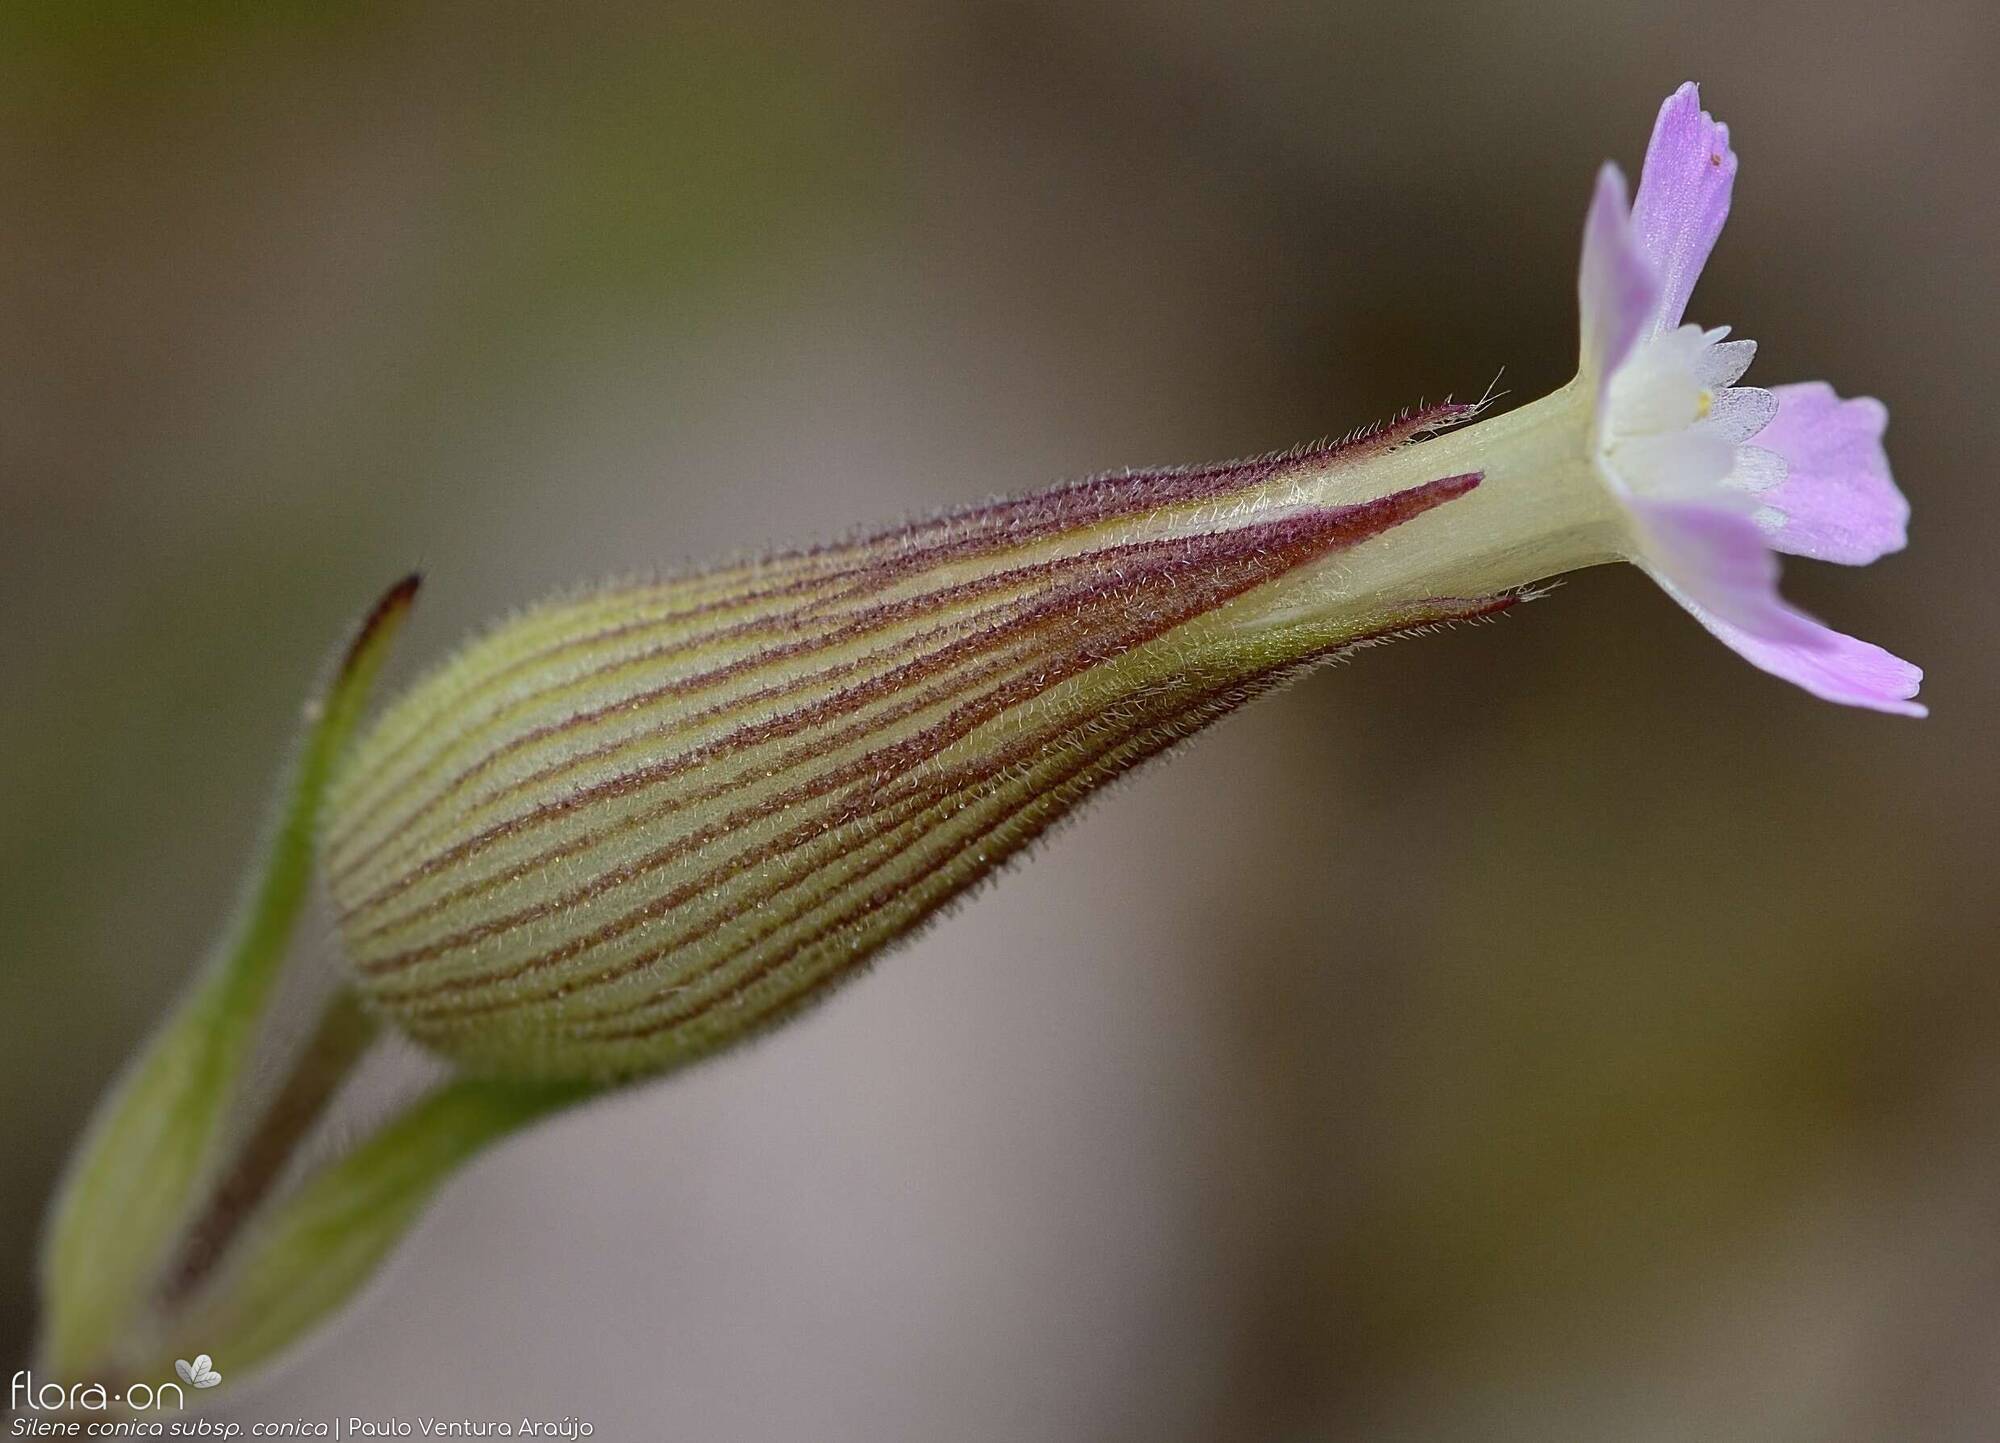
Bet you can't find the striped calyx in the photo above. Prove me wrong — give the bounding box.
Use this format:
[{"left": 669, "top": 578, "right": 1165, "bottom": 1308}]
[{"left": 324, "top": 411, "right": 1505, "bottom": 1082}]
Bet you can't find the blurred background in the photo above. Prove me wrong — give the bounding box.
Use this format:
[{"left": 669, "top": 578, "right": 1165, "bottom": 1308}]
[{"left": 4, "top": 1, "right": 1995, "bottom": 1438}]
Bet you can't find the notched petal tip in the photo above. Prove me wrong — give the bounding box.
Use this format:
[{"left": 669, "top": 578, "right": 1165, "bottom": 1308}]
[
  {"left": 1692, "top": 602, "right": 1925, "bottom": 717},
  {"left": 1756, "top": 382, "right": 1909, "bottom": 565},
  {"left": 1631, "top": 81, "right": 1737, "bottom": 334},
  {"left": 1634, "top": 500, "right": 1925, "bottom": 716}
]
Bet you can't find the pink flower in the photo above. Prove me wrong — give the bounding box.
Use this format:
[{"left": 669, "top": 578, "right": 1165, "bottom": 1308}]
[{"left": 1577, "top": 83, "right": 1923, "bottom": 715}]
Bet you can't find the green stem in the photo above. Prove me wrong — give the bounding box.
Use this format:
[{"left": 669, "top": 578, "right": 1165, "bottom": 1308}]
[
  {"left": 161, "top": 988, "right": 381, "bottom": 1306},
  {"left": 167, "top": 1075, "right": 593, "bottom": 1376}
]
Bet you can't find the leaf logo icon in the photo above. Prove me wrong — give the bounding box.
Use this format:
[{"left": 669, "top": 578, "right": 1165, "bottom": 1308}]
[{"left": 174, "top": 1355, "right": 221, "bottom": 1389}]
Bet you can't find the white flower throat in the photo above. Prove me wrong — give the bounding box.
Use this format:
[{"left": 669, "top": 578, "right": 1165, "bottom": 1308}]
[{"left": 1599, "top": 324, "right": 1786, "bottom": 515}]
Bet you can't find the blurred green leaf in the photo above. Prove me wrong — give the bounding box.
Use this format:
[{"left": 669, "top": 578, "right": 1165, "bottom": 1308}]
[{"left": 35, "top": 577, "right": 418, "bottom": 1377}]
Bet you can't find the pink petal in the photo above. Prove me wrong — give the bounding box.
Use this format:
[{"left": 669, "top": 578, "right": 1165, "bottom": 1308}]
[
  {"left": 1632, "top": 500, "right": 1924, "bottom": 715},
  {"left": 1659, "top": 588, "right": 1926, "bottom": 717},
  {"left": 1578, "top": 163, "right": 1658, "bottom": 402},
  {"left": 1630, "top": 499, "right": 1823, "bottom": 647},
  {"left": 1756, "top": 381, "right": 1909, "bottom": 564},
  {"left": 1630, "top": 82, "right": 1736, "bottom": 334}
]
